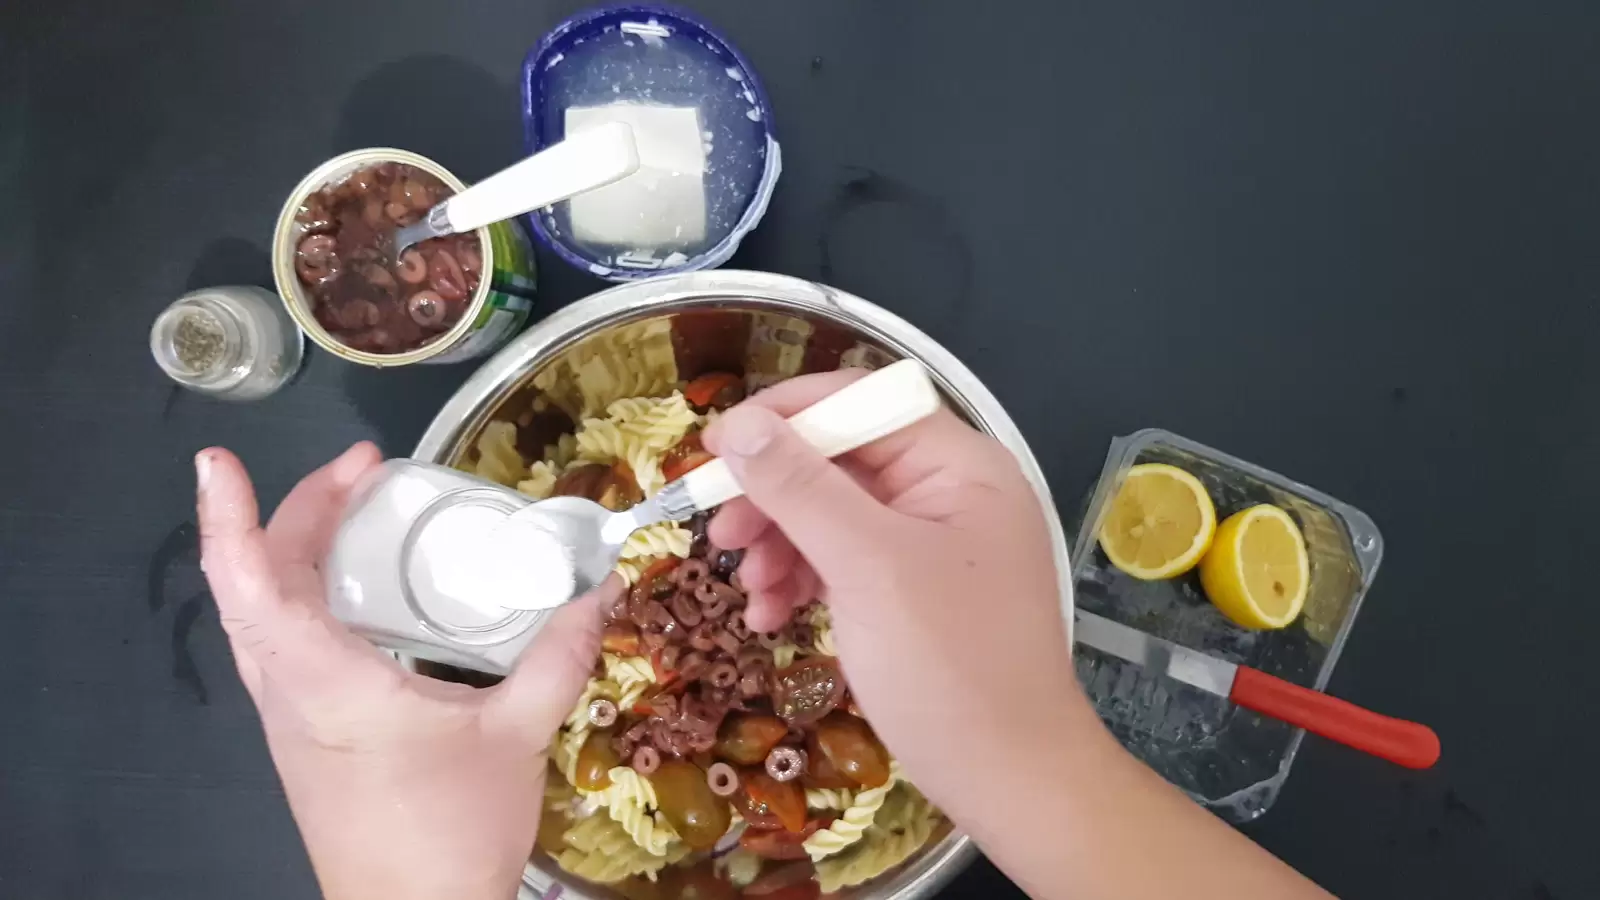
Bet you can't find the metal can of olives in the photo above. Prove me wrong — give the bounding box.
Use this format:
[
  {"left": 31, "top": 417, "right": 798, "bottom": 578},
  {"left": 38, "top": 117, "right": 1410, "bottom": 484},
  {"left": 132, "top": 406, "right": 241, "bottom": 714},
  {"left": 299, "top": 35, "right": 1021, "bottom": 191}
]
[{"left": 272, "top": 148, "right": 538, "bottom": 367}]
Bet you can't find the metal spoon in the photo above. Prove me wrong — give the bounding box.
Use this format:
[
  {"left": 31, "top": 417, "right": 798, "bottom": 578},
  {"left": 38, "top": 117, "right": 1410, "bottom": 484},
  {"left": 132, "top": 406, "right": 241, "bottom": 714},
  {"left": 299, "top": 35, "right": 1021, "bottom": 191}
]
[
  {"left": 494, "top": 359, "right": 944, "bottom": 609},
  {"left": 392, "top": 121, "right": 640, "bottom": 258}
]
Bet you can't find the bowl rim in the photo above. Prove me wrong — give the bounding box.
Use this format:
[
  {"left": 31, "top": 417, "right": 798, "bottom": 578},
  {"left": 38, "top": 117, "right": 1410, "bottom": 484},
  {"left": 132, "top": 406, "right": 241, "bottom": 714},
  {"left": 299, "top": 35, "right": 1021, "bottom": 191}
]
[{"left": 410, "top": 269, "right": 1075, "bottom": 900}]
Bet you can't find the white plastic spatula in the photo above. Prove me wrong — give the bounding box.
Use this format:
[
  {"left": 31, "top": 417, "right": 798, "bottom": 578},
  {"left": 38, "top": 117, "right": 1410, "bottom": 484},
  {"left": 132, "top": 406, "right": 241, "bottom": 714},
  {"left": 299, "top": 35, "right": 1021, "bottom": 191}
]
[
  {"left": 391, "top": 121, "right": 641, "bottom": 257},
  {"left": 491, "top": 359, "right": 943, "bottom": 610}
]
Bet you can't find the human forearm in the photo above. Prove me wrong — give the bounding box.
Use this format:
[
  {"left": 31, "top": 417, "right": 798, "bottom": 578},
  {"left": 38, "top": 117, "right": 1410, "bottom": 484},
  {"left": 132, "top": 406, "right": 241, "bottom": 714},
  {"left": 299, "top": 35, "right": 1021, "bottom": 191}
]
[{"left": 957, "top": 700, "right": 1334, "bottom": 900}]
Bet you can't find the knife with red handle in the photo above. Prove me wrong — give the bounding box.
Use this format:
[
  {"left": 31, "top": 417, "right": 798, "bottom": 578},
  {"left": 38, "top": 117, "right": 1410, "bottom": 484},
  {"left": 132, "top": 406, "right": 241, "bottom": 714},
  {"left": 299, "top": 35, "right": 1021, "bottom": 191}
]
[{"left": 1075, "top": 610, "right": 1440, "bottom": 769}]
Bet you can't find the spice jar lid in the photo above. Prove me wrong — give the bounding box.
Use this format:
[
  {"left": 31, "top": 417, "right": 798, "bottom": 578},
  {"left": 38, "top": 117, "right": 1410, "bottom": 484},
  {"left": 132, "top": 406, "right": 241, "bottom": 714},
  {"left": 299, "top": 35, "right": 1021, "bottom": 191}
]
[{"left": 520, "top": 5, "right": 781, "bottom": 281}]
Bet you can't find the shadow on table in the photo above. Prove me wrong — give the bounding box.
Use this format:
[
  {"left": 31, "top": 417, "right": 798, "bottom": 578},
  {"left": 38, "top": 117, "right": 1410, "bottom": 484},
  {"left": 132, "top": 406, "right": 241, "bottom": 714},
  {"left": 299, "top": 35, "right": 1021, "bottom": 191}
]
[
  {"left": 339, "top": 364, "right": 468, "bottom": 458},
  {"left": 332, "top": 54, "right": 524, "bottom": 183},
  {"left": 185, "top": 236, "right": 273, "bottom": 292},
  {"left": 811, "top": 166, "right": 975, "bottom": 346}
]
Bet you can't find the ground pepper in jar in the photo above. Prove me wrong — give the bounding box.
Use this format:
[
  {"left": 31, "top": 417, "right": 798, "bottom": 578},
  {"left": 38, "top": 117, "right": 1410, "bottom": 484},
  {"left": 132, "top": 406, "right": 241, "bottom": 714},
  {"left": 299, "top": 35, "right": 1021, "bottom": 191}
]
[{"left": 149, "top": 286, "right": 304, "bottom": 401}]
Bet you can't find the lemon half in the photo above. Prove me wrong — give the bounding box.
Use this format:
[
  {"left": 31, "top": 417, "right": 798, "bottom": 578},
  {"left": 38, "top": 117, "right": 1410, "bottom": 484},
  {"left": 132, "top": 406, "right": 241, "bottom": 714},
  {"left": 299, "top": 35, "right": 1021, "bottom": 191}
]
[
  {"left": 1099, "top": 463, "right": 1217, "bottom": 580},
  {"left": 1198, "top": 504, "right": 1309, "bottom": 630}
]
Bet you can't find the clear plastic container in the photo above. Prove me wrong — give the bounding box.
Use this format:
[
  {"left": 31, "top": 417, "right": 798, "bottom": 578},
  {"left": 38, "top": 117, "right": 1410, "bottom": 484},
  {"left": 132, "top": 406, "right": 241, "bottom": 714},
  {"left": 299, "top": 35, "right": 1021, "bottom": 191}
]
[{"left": 1069, "top": 429, "right": 1384, "bottom": 821}]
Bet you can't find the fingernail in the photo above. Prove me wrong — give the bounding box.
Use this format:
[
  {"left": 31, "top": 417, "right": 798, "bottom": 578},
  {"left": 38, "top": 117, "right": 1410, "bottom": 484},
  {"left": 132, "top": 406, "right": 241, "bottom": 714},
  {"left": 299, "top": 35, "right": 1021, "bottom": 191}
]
[
  {"left": 721, "top": 407, "right": 776, "bottom": 457},
  {"left": 194, "top": 450, "right": 211, "bottom": 492}
]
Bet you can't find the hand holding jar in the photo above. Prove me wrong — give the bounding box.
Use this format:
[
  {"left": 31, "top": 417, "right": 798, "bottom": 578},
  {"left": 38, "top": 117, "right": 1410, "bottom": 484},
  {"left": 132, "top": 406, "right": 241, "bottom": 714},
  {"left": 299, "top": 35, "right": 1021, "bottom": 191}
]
[
  {"left": 703, "top": 372, "right": 1335, "bottom": 900},
  {"left": 194, "top": 442, "right": 617, "bottom": 900}
]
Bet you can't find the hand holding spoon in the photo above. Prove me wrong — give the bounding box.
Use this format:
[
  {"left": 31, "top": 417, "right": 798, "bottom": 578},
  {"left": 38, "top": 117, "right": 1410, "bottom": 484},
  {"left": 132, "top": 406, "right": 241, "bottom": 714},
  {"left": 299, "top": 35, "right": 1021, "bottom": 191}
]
[
  {"left": 392, "top": 122, "right": 639, "bottom": 258},
  {"left": 491, "top": 360, "right": 943, "bottom": 609}
]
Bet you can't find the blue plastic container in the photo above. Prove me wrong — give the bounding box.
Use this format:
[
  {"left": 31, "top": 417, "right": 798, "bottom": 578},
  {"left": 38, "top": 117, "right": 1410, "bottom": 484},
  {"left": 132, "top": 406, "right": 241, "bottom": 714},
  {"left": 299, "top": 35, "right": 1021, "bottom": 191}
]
[{"left": 521, "top": 5, "right": 781, "bottom": 281}]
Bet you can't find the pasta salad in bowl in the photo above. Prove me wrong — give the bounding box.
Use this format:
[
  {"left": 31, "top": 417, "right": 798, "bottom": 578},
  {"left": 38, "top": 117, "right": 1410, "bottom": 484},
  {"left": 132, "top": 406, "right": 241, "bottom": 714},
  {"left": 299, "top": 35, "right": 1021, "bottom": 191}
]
[{"left": 408, "top": 271, "right": 1073, "bottom": 900}]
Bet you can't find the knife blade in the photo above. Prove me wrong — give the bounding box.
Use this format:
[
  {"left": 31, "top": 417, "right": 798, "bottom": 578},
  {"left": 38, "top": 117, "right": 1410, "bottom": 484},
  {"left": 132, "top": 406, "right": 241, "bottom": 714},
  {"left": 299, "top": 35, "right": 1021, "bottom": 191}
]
[
  {"left": 1074, "top": 609, "right": 1237, "bottom": 698},
  {"left": 1073, "top": 609, "right": 1440, "bottom": 769}
]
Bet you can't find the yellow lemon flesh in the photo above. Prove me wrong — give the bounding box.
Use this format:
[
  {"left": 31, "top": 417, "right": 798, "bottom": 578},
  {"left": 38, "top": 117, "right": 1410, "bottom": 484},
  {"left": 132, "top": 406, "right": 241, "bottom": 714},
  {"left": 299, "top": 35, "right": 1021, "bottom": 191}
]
[
  {"left": 1198, "top": 504, "right": 1309, "bottom": 630},
  {"left": 1099, "top": 463, "right": 1217, "bottom": 580}
]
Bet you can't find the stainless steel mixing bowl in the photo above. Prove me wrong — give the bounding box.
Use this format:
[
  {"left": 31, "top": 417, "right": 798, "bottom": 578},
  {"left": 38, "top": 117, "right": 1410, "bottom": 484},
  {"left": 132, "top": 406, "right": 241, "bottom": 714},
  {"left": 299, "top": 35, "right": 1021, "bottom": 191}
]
[{"left": 409, "top": 270, "right": 1075, "bottom": 900}]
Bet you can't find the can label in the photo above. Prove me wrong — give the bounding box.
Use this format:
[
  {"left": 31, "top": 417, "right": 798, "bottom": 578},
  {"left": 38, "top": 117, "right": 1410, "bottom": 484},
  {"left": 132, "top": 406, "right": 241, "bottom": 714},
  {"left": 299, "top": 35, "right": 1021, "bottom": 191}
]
[
  {"left": 424, "top": 219, "right": 538, "bottom": 364},
  {"left": 427, "top": 293, "right": 531, "bottom": 364}
]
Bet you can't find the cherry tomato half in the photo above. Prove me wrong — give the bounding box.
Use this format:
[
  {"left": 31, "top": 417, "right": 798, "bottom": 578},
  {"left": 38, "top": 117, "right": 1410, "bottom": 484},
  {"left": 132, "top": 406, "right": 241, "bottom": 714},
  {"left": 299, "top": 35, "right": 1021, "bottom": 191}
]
[
  {"left": 629, "top": 557, "right": 681, "bottom": 608},
  {"left": 771, "top": 657, "right": 846, "bottom": 726},
  {"left": 739, "top": 817, "right": 830, "bottom": 860},
  {"left": 574, "top": 729, "right": 619, "bottom": 791},
  {"left": 799, "top": 733, "right": 856, "bottom": 790},
  {"left": 551, "top": 463, "right": 608, "bottom": 499},
  {"left": 814, "top": 711, "right": 891, "bottom": 789},
  {"left": 743, "top": 770, "right": 806, "bottom": 833},
  {"left": 683, "top": 372, "right": 746, "bottom": 411},
  {"left": 652, "top": 760, "right": 733, "bottom": 851},
  {"left": 663, "top": 431, "right": 715, "bottom": 483},
  {"left": 716, "top": 714, "right": 789, "bottom": 766},
  {"left": 551, "top": 462, "right": 641, "bottom": 510},
  {"left": 599, "top": 461, "right": 644, "bottom": 511},
  {"left": 601, "top": 624, "right": 641, "bottom": 656}
]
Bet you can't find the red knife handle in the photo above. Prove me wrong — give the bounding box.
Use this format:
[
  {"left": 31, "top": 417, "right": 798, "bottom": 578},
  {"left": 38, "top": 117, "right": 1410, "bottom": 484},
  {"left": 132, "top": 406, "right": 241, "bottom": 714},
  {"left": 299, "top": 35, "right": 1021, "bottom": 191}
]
[{"left": 1229, "top": 666, "right": 1441, "bottom": 769}]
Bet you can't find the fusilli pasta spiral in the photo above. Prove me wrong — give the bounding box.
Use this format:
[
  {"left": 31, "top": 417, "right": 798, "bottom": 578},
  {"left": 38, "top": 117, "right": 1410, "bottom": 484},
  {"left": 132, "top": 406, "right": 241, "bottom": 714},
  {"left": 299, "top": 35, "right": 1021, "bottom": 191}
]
[
  {"left": 805, "top": 787, "right": 857, "bottom": 810},
  {"left": 608, "top": 802, "right": 678, "bottom": 857},
  {"left": 802, "top": 762, "right": 903, "bottom": 861},
  {"left": 557, "top": 678, "right": 640, "bottom": 786},
  {"left": 810, "top": 605, "right": 838, "bottom": 657},
  {"left": 591, "top": 767, "right": 679, "bottom": 856},
  {"left": 602, "top": 653, "right": 656, "bottom": 692},
  {"left": 573, "top": 418, "right": 664, "bottom": 492},
  {"left": 516, "top": 460, "right": 560, "bottom": 500},
  {"left": 814, "top": 785, "right": 938, "bottom": 893},
  {"left": 554, "top": 726, "right": 589, "bottom": 787},
  {"left": 771, "top": 642, "right": 800, "bottom": 669},
  {"left": 532, "top": 319, "right": 679, "bottom": 419},
  {"left": 600, "top": 766, "right": 659, "bottom": 808},
  {"left": 715, "top": 849, "right": 764, "bottom": 888},
  {"left": 547, "top": 433, "right": 579, "bottom": 470},
  {"left": 564, "top": 678, "right": 622, "bottom": 734},
  {"left": 620, "top": 524, "right": 693, "bottom": 561},
  {"left": 469, "top": 420, "right": 524, "bottom": 486},
  {"left": 557, "top": 815, "right": 687, "bottom": 883},
  {"left": 614, "top": 393, "right": 699, "bottom": 449},
  {"left": 616, "top": 555, "right": 667, "bottom": 586}
]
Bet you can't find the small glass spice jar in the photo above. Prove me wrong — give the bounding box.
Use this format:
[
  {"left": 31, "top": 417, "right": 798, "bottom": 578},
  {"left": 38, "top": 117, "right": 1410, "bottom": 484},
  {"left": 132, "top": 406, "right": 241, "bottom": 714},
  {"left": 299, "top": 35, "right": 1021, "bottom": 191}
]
[{"left": 150, "top": 286, "right": 305, "bottom": 400}]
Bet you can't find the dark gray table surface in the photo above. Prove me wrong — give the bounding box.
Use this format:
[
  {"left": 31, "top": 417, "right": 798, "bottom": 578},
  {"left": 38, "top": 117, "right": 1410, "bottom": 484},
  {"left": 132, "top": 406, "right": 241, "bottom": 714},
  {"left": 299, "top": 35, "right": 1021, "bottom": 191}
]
[{"left": 4, "top": 2, "right": 1597, "bottom": 898}]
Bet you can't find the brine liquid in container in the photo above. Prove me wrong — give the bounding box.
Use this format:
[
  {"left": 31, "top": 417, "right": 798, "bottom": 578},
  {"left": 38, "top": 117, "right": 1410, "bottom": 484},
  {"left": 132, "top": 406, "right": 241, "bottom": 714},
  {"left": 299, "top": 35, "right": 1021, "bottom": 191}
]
[
  {"left": 324, "top": 459, "right": 581, "bottom": 674},
  {"left": 1069, "top": 429, "right": 1384, "bottom": 822},
  {"left": 523, "top": 9, "right": 779, "bottom": 277}
]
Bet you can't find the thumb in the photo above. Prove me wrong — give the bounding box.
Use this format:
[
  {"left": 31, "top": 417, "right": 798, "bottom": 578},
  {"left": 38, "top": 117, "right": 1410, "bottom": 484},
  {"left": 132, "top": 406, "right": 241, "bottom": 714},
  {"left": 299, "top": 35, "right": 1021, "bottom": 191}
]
[
  {"left": 490, "top": 575, "right": 619, "bottom": 744},
  {"left": 197, "top": 448, "right": 359, "bottom": 697},
  {"left": 709, "top": 405, "right": 897, "bottom": 574}
]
